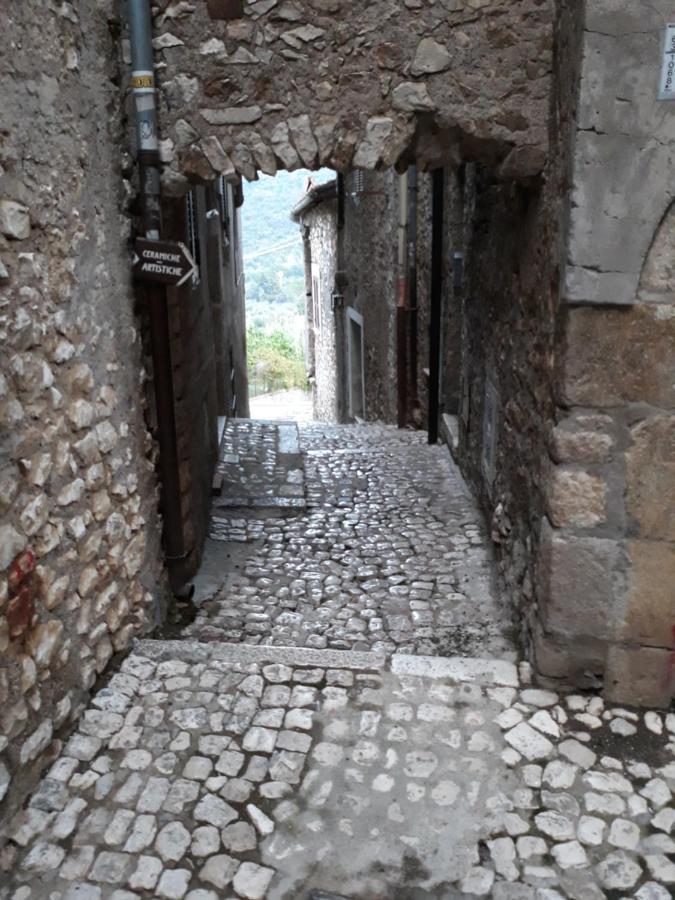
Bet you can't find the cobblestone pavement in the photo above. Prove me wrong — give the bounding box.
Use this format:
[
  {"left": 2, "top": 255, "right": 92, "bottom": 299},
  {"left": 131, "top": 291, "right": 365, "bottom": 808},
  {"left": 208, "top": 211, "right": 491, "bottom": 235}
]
[
  {"left": 190, "top": 422, "right": 515, "bottom": 660},
  {"left": 3, "top": 421, "right": 674, "bottom": 898},
  {"left": 2, "top": 643, "right": 674, "bottom": 899}
]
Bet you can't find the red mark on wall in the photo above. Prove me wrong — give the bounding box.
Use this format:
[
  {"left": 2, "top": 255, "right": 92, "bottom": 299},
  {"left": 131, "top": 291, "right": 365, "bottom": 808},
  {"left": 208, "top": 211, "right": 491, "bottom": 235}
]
[
  {"left": 8, "top": 548, "right": 36, "bottom": 594},
  {"left": 7, "top": 585, "right": 35, "bottom": 638},
  {"left": 6, "top": 547, "right": 38, "bottom": 639}
]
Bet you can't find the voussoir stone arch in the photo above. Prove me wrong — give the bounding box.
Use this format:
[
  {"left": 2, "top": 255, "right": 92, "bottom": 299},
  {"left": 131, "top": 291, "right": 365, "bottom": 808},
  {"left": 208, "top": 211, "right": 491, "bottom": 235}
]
[{"left": 150, "top": 0, "right": 554, "bottom": 194}]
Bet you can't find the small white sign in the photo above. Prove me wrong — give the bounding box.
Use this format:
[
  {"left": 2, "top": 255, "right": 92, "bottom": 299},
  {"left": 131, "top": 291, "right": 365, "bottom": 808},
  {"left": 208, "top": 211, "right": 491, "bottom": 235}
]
[{"left": 658, "top": 24, "right": 675, "bottom": 100}]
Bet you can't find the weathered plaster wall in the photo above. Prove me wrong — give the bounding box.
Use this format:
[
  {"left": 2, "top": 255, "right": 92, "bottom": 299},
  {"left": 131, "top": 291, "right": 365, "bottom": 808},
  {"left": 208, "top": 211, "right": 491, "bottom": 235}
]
[
  {"left": 343, "top": 170, "right": 399, "bottom": 425},
  {"left": 0, "top": 3, "right": 162, "bottom": 828},
  {"left": 148, "top": 0, "right": 554, "bottom": 190},
  {"left": 304, "top": 202, "right": 339, "bottom": 423}
]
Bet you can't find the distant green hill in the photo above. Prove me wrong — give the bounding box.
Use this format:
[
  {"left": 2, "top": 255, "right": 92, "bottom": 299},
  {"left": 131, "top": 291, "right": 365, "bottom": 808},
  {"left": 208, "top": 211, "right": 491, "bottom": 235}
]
[
  {"left": 241, "top": 169, "right": 333, "bottom": 394},
  {"left": 241, "top": 168, "right": 333, "bottom": 329},
  {"left": 242, "top": 169, "right": 314, "bottom": 258}
]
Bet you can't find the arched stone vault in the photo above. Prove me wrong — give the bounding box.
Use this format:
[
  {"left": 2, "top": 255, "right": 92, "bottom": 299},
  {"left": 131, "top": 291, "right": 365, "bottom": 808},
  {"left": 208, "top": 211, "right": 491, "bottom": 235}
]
[{"left": 149, "top": 0, "right": 554, "bottom": 194}]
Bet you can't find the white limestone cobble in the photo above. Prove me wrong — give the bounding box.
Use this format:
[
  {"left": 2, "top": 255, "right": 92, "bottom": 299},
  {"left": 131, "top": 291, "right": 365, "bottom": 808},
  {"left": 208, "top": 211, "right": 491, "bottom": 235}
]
[
  {"left": 2, "top": 421, "right": 675, "bottom": 898},
  {"left": 189, "top": 422, "right": 515, "bottom": 660},
  {"left": 4, "top": 652, "right": 672, "bottom": 898}
]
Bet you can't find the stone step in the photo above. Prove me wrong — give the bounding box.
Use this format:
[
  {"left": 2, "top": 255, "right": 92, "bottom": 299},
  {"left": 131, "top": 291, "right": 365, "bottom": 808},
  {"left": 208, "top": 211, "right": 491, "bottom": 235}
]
[
  {"left": 213, "top": 419, "right": 306, "bottom": 516},
  {"left": 132, "top": 639, "right": 520, "bottom": 687},
  {"left": 133, "top": 638, "right": 386, "bottom": 672}
]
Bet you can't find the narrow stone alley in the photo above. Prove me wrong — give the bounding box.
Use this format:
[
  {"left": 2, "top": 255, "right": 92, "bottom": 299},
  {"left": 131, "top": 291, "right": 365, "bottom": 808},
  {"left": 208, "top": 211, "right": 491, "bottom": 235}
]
[
  {"left": 189, "top": 421, "right": 514, "bottom": 660},
  {"left": 2, "top": 422, "right": 674, "bottom": 900}
]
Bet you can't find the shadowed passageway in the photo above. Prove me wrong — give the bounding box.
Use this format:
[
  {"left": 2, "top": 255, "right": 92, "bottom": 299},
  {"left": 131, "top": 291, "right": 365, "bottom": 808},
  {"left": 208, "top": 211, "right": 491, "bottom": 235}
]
[{"left": 189, "top": 420, "right": 515, "bottom": 660}]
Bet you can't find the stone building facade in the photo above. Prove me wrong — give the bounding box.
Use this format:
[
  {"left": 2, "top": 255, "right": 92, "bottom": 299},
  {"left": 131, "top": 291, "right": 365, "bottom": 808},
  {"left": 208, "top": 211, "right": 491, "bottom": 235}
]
[
  {"left": 0, "top": 4, "right": 164, "bottom": 829},
  {"left": 153, "top": 0, "right": 554, "bottom": 191},
  {"left": 292, "top": 181, "right": 340, "bottom": 423},
  {"left": 342, "top": 170, "right": 399, "bottom": 425},
  {"left": 0, "top": 4, "right": 250, "bottom": 830},
  {"left": 275, "top": 2, "right": 674, "bottom": 707},
  {"left": 539, "top": 0, "right": 675, "bottom": 706},
  {"left": 293, "top": 171, "right": 400, "bottom": 425}
]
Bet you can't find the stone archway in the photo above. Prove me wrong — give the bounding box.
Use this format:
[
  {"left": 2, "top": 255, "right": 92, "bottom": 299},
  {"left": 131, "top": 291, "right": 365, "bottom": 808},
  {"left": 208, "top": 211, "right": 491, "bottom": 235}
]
[{"left": 150, "top": 0, "right": 554, "bottom": 193}]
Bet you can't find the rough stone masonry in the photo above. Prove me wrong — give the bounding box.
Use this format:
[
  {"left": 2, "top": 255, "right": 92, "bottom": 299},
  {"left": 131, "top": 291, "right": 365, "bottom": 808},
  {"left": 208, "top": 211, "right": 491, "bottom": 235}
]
[
  {"left": 148, "top": 0, "right": 675, "bottom": 708},
  {"left": 0, "top": 4, "right": 163, "bottom": 831},
  {"left": 149, "top": 0, "right": 554, "bottom": 191}
]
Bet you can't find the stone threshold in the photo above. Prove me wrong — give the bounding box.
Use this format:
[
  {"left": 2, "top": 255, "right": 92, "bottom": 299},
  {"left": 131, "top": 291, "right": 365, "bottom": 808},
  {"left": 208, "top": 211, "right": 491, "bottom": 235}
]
[
  {"left": 133, "top": 638, "right": 520, "bottom": 687},
  {"left": 391, "top": 653, "right": 519, "bottom": 687},
  {"left": 133, "top": 639, "right": 386, "bottom": 671}
]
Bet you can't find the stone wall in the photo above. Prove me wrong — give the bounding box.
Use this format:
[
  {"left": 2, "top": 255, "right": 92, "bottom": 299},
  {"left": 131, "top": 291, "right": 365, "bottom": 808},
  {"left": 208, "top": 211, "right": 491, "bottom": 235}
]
[
  {"left": 536, "top": 1, "right": 675, "bottom": 707},
  {"left": 149, "top": 0, "right": 554, "bottom": 190},
  {"left": 454, "top": 168, "right": 561, "bottom": 658},
  {"left": 445, "top": 0, "right": 583, "bottom": 684},
  {"left": 343, "top": 170, "right": 399, "bottom": 425},
  {"left": 0, "top": 3, "right": 163, "bottom": 829},
  {"left": 302, "top": 199, "right": 339, "bottom": 423}
]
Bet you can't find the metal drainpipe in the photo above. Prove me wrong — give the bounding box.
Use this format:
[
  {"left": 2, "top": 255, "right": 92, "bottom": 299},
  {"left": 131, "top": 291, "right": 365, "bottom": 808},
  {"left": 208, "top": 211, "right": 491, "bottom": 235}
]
[
  {"left": 407, "top": 166, "right": 418, "bottom": 413},
  {"left": 335, "top": 174, "right": 347, "bottom": 423},
  {"left": 396, "top": 172, "right": 409, "bottom": 428},
  {"left": 428, "top": 168, "right": 444, "bottom": 445},
  {"left": 127, "top": 0, "right": 186, "bottom": 572}
]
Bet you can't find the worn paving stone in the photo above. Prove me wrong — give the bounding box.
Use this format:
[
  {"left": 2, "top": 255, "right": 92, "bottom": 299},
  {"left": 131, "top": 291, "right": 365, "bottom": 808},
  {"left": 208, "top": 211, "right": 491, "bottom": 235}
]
[
  {"left": 189, "top": 422, "right": 515, "bottom": 659},
  {"left": 2, "top": 423, "right": 674, "bottom": 898},
  {"left": 2, "top": 645, "right": 673, "bottom": 899}
]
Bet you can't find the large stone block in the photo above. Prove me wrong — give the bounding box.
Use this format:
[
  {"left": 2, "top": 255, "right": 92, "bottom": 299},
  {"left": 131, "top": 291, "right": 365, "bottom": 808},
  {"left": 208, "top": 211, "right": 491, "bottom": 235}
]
[
  {"left": 538, "top": 520, "right": 625, "bottom": 642},
  {"left": 550, "top": 416, "right": 613, "bottom": 465},
  {"left": 620, "top": 541, "right": 675, "bottom": 649},
  {"left": 544, "top": 467, "right": 606, "bottom": 528},
  {"left": 532, "top": 621, "right": 604, "bottom": 686},
  {"left": 605, "top": 644, "right": 675, "bottom": 709},
  {"left": 639, "top": 200, "right": 675, "bottom": 301},
  {"left": 562, "top": 305, "right": 675, "bottom": 408},
  {"left": 626, "top": 416, "right": 675, "bottom": 541}
]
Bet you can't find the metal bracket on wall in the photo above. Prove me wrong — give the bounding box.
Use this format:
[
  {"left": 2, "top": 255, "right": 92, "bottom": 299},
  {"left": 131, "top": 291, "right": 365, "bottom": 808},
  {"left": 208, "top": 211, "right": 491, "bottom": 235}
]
[{"left": 452, "top": 251, "right": 464, "bottom": 295}]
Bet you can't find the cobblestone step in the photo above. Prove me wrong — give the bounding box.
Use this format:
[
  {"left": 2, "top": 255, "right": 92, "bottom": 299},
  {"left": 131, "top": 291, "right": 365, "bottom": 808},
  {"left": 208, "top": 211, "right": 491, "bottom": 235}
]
[
  {"left": 134, "top": 638, "right": 521, "bottom": 688},
  {"left": 212, "top": 420, "right": 306, "bottom": 524}
]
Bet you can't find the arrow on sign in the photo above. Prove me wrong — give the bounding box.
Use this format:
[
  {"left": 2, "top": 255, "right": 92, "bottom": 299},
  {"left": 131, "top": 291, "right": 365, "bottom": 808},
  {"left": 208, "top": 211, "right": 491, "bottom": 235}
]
[{"left": 133, "top": 238, "right": 198, "bottom": 286}]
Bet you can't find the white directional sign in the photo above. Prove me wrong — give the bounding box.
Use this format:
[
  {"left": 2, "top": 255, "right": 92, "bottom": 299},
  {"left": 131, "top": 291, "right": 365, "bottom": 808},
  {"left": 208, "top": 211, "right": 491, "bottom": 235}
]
[{"left": 658, "top": 24, "right": 675, "bottom": 100}]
